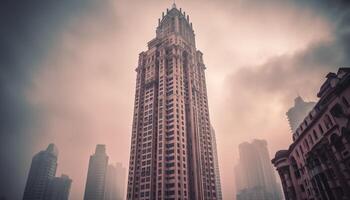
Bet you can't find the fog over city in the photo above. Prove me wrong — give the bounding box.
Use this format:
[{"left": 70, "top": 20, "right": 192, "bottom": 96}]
[{"left": 0, "top": 0, "right": 349, "bottom": 199}]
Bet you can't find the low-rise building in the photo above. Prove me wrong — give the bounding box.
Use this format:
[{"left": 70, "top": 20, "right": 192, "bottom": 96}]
[{"left": 272, "top": 68, "right": 350, "bottom": 200}]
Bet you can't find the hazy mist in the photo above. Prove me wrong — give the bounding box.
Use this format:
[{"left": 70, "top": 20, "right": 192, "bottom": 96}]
[{"left": 0, "top": 0, "right": 349, "bottom": 199}]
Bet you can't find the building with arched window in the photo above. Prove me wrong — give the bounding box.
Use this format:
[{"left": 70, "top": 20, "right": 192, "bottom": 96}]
[{"left": 272, "top": 68, "right": 350, "bottom": 200}]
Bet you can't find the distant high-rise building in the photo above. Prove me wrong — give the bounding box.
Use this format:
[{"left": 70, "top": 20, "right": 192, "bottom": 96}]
[
  {"left": 104, "top": 164, "right": 118, "bottom": 200},
  {"left": 286, "top": 96, "right": 315, "bottom": 133},
  {"left": 23, "top": 144, "right": 58, "bottom": 200},
  {"left": 104, "top": 163, "right": 126, "bottom": 200},
  {"left": 127, "top": 3, "right": 220, "bottom": 200},
  {"left": 210, "top": 126, "right": 223, "bottom": 200},
  {"left": 235, "top": 139, "right": 281, "bottom": 200},
  {"left": 272, "top": 68, "right": 350, "bottom": 200},
  {"left": 115, "top": 163, "right": 126, "bottom": 200},
  {"left": 234, "top": 163, "right": 245, "bottom": 194},
  {"left": 84, "top": 145, "right": 109, "bottom": 200},
  {"left": 44, "top": 174, "right": 72, "bottom": 200}
]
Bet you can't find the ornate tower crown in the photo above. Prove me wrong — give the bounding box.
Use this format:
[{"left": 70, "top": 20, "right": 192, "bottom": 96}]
[{"left": 156, "top": 4, "right": 195, "bottom": 45}]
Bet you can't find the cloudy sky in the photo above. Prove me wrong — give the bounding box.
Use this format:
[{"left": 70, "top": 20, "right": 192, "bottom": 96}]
[{"left": 0, "top": 0, "right": 349, "bottom": 199}]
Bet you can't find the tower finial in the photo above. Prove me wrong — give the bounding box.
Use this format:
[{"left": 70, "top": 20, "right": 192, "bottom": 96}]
[{"left": 172, "top": 0, "right": 176, "bottom": 8}]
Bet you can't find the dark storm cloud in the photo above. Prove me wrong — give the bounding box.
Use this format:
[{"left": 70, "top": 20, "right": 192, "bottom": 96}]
[
  {"left": 1, "top": 0, "right": 349, "bottom": 199},
  {"left": 227, "top": 0, "right": 350, "bottom": 110},
  {"left": 221, "top": 2, "right": 350, "bottom": 198},
  {"left": 0, "top": 0, "right": 115, "bottom": 199}
]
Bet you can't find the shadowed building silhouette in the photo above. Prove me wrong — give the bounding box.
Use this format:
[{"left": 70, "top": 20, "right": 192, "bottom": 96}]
[
  {"left": 84, "top": 145, "right": 109, "bottom": 200},
  {"left": 23, "top": 144, "right": 58, "bottom": 200},
  {"left": 235, "top": 140, "right": 282, "bottom": 200},
  {"left": 115, "top": 163, "right": 126, "bottom": 200},
  {"left": 104, "top": 163, "right": 126, "bottom": 200},
  {"left": 104, "top": 164, "right": 118, "bottom": 200},
  {"left": 286, "top": 96, "right": 315, "bottom": 133},
  {"left": 44, "top": 174, "right": 72, "bottom": 200}
]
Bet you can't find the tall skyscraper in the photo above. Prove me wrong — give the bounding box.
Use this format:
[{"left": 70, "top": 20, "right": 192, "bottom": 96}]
[
  {"left": 104, "top": 163, "right": 126, "bottom": 200},
  {"left": 44, "top": 174, "right": 72, "bottom": 200},
  {"left": 127, "top": 3, "right": 221, "bottom": 200},
  {"left": 210, "top": 126, "right": 223, "bottom": 200},
  {"left": 235, "top": 140, "right": 281, "bottom": 200},
  {"left": 23, "top": 144, "right": 58, "bottom": 200},
  {"left": 286, "top": 96, "right": 315, "bottom": 133},
  {"left": 84, "top": 145, "right": 109, "bottom": 200}
]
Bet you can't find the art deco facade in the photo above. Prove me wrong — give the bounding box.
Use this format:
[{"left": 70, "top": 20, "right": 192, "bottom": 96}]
[
  {"left": 127, "top": 4, "right": 221, "bottom": 200},
  {"left": 23, "top": 144, "right": 58, "bottom": 200},
  {"left": 84, "top": 145, "right": 109, "bottom": 200},
  {"left": 235, "top": 140, "right": 281, "bottom": 200},
  {"left": 272, "top": 68, "right": 350, "bottom": 200}
]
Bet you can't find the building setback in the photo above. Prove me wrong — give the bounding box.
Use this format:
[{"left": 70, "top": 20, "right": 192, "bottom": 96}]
[
  {"left": 44, "top": 174, "right": 72, "bottom": 200},
  {"left": 235, "top": 140, "right": 282, "bottom": 200},
  {"left": 23, "top": 144, "right": 58, "bottom": 200},
  {"left": 126, "top": 3, "right": 221, "bottom": 200},
  {"left": 84, "top": 145, "right": 109, "bottom": 200},
  {"left": 272, "top": 68, "right": 350, "bottom": 200}
]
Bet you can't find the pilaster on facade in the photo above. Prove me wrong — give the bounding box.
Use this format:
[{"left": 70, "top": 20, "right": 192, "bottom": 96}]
[{"left": 127, "top": 4, "right": 221, "bottom": 200}]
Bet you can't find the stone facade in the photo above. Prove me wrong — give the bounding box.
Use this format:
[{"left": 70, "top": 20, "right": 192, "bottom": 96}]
[{"left": 272, "top": 68, "right": 350, "bottom": 200}]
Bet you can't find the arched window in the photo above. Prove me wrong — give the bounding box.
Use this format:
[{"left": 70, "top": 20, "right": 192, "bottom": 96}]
[
  {"left": 330, "top": 103, "right": 345, "bottom": 118},
  {"left": 304, "top": 139, "right": 310, "bottom": 150},
  {"left": 313, "top": 130, "right": 319, "bottom": 140},
  {"left": 330, "top": 134, "right": 345, "bottom": 152},
  {"left": 324, "top": 114, "right": 333, "bottom": 129},
  {"left": 342, "top": 127, "right": 350, "bottom": 143},
  {"left": 290, "top": 156, "right": 300, "bottom": 178},
  {"left": 319, "top": 124, "right": 324, "bottom": 134},
  {"left": 342, "top": 96, "right": 350, "bottom": 108},
  {"left": 308, "top": 134, "right": 314, "bottom": 145}
]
